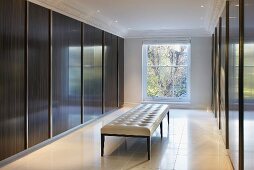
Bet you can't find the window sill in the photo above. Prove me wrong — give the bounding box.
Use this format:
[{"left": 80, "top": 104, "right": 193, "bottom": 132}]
[{"left": 142, "top": 100, "right": 191, "bottom": 104}]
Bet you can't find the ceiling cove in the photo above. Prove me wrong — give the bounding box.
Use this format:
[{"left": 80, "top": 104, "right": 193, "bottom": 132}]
[{"left": 28, "top": 0, "right": 226, "bottom": 38}]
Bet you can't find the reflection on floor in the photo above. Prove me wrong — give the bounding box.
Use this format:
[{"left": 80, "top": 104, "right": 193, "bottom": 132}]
[
  {"left": 244, "top": 111, "right": 254, "bottom": 170},
  {"left": 228, "top": 110, "right": 239, "bottom": 169},
  {"left": 0, "top": 108, "right": 233, "bottom": 170}
]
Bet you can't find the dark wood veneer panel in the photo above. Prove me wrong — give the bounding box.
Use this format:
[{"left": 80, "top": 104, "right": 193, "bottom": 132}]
[
  {"left": 218, "top": 19, "right": 222, "bottom": 129},
  {"left": 118, "top": 37, "right": 124, "bottom": 107},
  {"left": 243, "top": 0, "right": 254, "bottom": 169},
  {"left": 103, "top": 32, "right": 118, "bottom": 113},
  {"left": 0, "top": 0, "right": 124, "bottom": 161},
  {"left": 83, "top": 24, "right": 103, "bottom": 122},
  {"left": 28, "top": 2, "right": 50, "bottom": 147},
  {"left": 220, "top": 6, "right": 227, "bottom": 147},
  {"left": 0, "top": 0, "right": 26, "bottom": 161},
  {"left": 52, "top": 12, "right": 82, "bottom": 136}
]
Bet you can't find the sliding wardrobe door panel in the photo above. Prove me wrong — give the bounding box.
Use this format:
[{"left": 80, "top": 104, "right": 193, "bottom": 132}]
[
  {"left": 220, "top": 5, "right": 227, "bottom": 146},
  {"left": 28, "top": 2, "right": 50, "bottom": 147},
  {"left": 0, "top": 0, "right": 26, "bottom": 160},
  {"left": 212, "top": 33, "right": 217, "bottom": 116},
  {"left": 118, "top": 37, "right": 124, "bottom": 107},
  {"left": 112, "top": 34, "right": 118, "bottom": 109},
  {"left": 83, "top": 24, "right": 103, "bottom": 122},
  {"left": 228, "top": 0, "right": 239, "bottom": 169},
  {"left": 104, "top": 32, "right": 118, "bottom": 113},
  {"left": 211, "top": 34, "right": 213, "bottom": 112},
  {"left": 244, "top": 0, "right": 254, "bottom": 169},
  {"left": 214, "top": 28, "right": 218, "bottom": 118},
  {"left": 215, "top": 27, "right": 220, "bottom": 121},
  {"left": 217, "top": 20, "right": 222, "bottom": 129},
  {"left": 52, "top": 12, "right": 81, "bottom": 136}
]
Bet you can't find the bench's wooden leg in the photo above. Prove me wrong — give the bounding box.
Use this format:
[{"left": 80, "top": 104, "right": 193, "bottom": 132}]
[
  {"left": 101, "top": 134, "right": 105, "bottom": 157},
  {"left": 160, "top": 122, "right": 163, "bottom": 139},
  {"left": 167, "top": 111, "right": 169, "bottom": 125},
  {"left": 147, "top": 136, "right": 151, "bottom": 160}
]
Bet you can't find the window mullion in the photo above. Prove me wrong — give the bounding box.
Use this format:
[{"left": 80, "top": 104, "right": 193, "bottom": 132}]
[{"left": 173, "top": 66, "right": 175, "bottom": 97}]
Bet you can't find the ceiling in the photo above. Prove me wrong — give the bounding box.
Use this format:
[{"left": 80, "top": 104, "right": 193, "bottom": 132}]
[{"left": 29, "top": 0, "right": 226, "bottom": 38}]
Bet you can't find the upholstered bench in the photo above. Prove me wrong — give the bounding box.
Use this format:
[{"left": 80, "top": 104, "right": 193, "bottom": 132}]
[{"left": 101, "top": 104, "right": 170, "bottom": 160}]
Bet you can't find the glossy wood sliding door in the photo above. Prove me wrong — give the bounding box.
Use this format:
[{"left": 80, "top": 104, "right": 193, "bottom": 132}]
[
  {"left": 0, "top": 0, "right": 26, "bottom": 161},
  {"left": 220, "top": 3, "right": 229, "bottom": 148},
  {"left": 118, "top": 37, "right": 124, "bottom": 107},
  {"left": 243, "top": 0, "right": 254, "bottom": 169},
  {"left": 28, "top": 2, "right": 50, "bottom": 147},
  {"left": 217, "top": 19, "right": 222, "bottom": 129},
  {"left": 52, "top": 12, "right": 82, "bottom": 136},
  {"left": 214, "top": 28, "right": 218, "bottom": 119},
  {"left": 228, "top": 1, "right": 239, "bottom": 169},
  {"left": 103, "top": 32, "right": 118, "bottom": 113},
  {"left": 83, "top": 24, "right": 103, "bottom": 122}
]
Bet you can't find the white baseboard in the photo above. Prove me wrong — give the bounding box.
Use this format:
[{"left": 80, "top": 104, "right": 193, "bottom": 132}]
[{"left": 123, "top": 102, "right": 140, "bottom": 107}]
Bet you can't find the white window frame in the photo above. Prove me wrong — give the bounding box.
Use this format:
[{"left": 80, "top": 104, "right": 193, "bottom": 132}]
[{"left": 142, "top": 39, "right": 191, "bottom": 103}]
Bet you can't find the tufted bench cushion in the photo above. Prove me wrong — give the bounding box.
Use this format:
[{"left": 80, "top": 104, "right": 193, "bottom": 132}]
[
  {"left": 101, "top": 104, "right": 169, "bottom": 136},
  {"left": 101, "top": 104, "right": 170, "bottom": 160}
]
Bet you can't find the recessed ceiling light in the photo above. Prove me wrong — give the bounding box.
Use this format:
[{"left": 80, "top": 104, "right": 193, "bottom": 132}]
[
  {"left": 96, "top": 10, "right": 101, "bottom": 13},
  {"left": 114, "top": 20, "right": 118, "bottom": 23},
  {"left": 201, "top": 5, "right": 204, "bottom": 8}
]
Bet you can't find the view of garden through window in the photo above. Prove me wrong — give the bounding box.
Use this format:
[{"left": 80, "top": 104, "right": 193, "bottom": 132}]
[{"left": 143, "top": 43, "right": 190, "bottom": 101}]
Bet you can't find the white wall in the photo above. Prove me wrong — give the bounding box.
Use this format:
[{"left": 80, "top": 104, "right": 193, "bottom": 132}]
[{"left": 124, "top": 37, "right": 212, "bottom": 109}]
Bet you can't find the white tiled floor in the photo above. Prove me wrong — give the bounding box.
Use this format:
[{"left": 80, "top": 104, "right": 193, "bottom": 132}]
[{"left": 0, "top": 108, "right": 233, "bottom": 170}]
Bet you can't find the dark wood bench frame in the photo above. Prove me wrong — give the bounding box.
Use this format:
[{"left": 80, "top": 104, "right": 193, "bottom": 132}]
[{"left": 101, "top": 111, "right": 169, "bottom": 160}]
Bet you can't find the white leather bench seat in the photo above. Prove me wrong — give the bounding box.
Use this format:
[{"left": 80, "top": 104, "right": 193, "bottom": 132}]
[{"left": 101, "top": 104, "right": 169, "bottom": 136}]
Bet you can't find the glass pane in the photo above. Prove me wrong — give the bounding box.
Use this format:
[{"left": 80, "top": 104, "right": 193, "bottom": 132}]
[
  {"left": 147, "top": 66, "right": 174, "bottom": 98},
  {"left": 147, "top": 66, "right": 188, "bottom": 98},
  {"left": 147, "top": 45, "right": 173, "bottom": 66},
  {"left": 172, "top": 45, "right": 189, "bottom": 66},
  {"left": 147, "top": 44, "right": 189, "bottom": 66},
  {"left": 173, "top": 66, "right": 188, "bottom": 97}
]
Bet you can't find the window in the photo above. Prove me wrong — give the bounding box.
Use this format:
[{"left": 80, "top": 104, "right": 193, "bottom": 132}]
[{"left": 142, "top": 40, "right": 191, "bottom": 102}]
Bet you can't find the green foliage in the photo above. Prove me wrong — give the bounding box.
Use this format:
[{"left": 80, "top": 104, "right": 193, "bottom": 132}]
[{"left": 147, "top": 71, "right": 159, "bottom": 97}]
